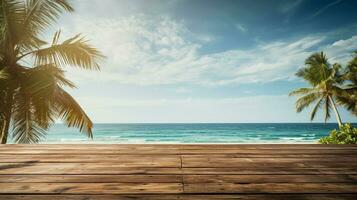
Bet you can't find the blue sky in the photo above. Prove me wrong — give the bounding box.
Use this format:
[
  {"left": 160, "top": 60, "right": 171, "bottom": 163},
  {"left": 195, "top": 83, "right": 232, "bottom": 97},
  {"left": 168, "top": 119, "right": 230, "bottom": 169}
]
[{"left": 53, "top": 0, "right": 357, "bottom": 123}]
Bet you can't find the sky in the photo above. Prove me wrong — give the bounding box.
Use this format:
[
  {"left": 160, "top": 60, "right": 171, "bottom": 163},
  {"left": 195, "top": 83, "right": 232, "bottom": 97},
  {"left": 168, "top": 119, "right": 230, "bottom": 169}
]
[{"left": 50, "top": 0, "right": 357, "bottom": 123}]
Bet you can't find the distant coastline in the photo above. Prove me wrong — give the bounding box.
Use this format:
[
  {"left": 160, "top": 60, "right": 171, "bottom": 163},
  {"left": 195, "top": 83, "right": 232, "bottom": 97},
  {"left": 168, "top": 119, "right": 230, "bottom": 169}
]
[{"left": 13, "top": 123, "right": 354, "bottom": 144}]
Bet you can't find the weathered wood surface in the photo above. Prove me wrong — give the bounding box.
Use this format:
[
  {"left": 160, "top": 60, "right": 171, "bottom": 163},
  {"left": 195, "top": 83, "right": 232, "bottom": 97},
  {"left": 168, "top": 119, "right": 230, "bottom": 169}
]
[{"left": 0, "top": 144, "right": 356, "bottom": 199}]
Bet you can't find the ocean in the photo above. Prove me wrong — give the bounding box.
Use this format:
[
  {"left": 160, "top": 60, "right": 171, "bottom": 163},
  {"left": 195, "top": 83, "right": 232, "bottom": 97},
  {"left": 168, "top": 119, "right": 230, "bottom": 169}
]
[{"left": 23, "top": 123, "right": 355, "bottom": 144}]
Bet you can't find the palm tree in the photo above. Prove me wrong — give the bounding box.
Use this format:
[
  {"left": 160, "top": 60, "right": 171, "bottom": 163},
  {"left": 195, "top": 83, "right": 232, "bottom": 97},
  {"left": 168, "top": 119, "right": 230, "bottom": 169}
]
[
  {"left": 0, "top": 0, "right": 104, "bottom": 143},
  {"left": 289, "top": 52, "right": 344, "bottom": 127},
  {"left": 336, "top": 51, "right": 357, "bottom": 116}
]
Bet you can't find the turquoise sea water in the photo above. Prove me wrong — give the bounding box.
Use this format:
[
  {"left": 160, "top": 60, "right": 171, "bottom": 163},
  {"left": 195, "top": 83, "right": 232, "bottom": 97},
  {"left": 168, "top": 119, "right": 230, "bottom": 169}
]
[{"left": 30, "top": 123, "right": 356, "bottom": 144}]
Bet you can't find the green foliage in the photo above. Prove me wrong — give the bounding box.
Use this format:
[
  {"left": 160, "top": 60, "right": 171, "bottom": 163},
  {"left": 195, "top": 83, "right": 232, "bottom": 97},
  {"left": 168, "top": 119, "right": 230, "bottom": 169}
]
[
  {"left": 289, "top": 52, "right": 343, "bottom": 125},
  {"left": 290, "top": 51, "right": 357, "bottom": 126},
  {"left": 0, "top": 0, "right": 104, "bottom": 143},
  {"left": 319, "top": 124, "right": 357, "bottom": 144},
  {"left": 336, "top": 51, "right": 357, "bottom": 116}
]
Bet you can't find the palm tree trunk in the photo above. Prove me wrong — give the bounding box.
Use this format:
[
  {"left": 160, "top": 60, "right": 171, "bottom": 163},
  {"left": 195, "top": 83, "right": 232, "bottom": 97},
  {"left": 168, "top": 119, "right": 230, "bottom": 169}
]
[
  {"left": 328, "top": 96, "right": 343, "bottom": 127},
  {"left": 0, "top": 89, "right": 14, "bottom": 144},
  {"left": 0, "top": 116, "right": 11, "bottom": 144}
]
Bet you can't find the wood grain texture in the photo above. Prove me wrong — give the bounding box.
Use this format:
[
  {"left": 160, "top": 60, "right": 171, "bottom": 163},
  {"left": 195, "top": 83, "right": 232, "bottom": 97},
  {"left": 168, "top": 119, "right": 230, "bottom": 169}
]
[
  {"left": 0, "top": 183, "right": 183, "bottom": 194},
  {"left": 1, "top": 194, "right": 357, "bottom": 200},
  {"left": 0, "top": 155, "right": 181, "bottom": 164},
  {"left": 1, "top": 149, "right": 357, "bottom": 155},
  {"left": 0, "top": 144, "right": 356, "bottom": 199},
  {"left": 184, "top": 183, "right": 357, "bottom": 193}
]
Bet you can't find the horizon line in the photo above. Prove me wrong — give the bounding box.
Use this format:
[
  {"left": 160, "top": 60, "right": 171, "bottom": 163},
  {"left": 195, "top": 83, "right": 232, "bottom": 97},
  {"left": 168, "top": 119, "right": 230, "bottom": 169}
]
[{"left": 54, "top": 122, "right": 357, "bottom": 124}]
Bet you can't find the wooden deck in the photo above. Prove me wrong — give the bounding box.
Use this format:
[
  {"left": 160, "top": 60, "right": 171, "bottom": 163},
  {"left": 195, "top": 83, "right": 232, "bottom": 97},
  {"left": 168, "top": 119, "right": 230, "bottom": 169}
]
[{"left": 0, "top": 144, "right": 357, "bottom": 199}]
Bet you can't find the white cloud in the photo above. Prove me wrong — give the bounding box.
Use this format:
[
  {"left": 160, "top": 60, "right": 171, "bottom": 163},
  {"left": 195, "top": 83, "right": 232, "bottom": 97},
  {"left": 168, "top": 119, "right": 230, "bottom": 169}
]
[
  {"left": 324, "top": 35, "right": 357, "bottom": 63},
  {"left": 61, "top": 15, "right": 357, "bottom": 86}
]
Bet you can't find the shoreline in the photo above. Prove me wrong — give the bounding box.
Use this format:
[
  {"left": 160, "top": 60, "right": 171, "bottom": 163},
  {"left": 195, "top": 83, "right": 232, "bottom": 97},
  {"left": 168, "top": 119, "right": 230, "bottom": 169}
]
[{"left": 36, "top": 141, "right": 318, "bottom": 144}]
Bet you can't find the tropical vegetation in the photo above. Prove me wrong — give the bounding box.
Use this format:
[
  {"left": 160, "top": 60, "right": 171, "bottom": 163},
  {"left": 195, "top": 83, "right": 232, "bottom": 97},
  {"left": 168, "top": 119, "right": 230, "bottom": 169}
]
[
  {"left": 290, "top": 51, "right": 357, "bottom": 144},
  {"left": 319, "top": 123, "right": 357, "bottom": 144},
  {"left": 337, "top": 51, "right": 357, "bottom": 116},
  {"left": 0, "top": 0, "right": 104, "bottom": 143}
]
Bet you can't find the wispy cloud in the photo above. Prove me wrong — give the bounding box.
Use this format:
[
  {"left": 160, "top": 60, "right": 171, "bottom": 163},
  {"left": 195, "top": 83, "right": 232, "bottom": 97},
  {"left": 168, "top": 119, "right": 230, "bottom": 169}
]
[
  {"left": 309, "top": 0, "right": 342, "bottom": 19},
  {"left": 54, "top": 0, "right": 357, "bottom": 123},
  {"left": 63, "top": 15, "right": 356, "bottom": 86},
  {"left": 235, "top": 23, "right": 247, "bottom": 33},
  {"left": 324, "top": 35, "right": 357, "bottom": 63},
  {"left": 281, "top": 0, "right": 304, "bottom": 23},
  {"left": 280, "top": 0, "right": 304, "bottom": 13}
]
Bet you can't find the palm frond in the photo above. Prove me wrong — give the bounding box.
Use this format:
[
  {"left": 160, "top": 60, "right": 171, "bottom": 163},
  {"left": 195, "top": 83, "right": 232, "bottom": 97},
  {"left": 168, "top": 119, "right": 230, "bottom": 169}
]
[
  {"left": 15, "top": 0, "right": 73, "bottom": 52},
  {"left": 32, "top": 33, "right": 104, "bottom": 70},
  {"left": 32, "top": 63, "right": 76, "bottom": 88},
  {"left": 0, "top": 67, "right": 16, "bottom": 120},
  {"left": 331, "top": 63, "right": 344, "bottom": 84},
  {"left": 336, "top": 91, "right": 357, "bottom": 116},
  {"left": 54, "top": 87, "right": 93, "bottom": 138},
  {"left": 0, "top": 0, "right": 26, "bottom": 52},
  {"left": 16, "top": 31, "right": 47, "bottom": 53},
  {"left": 0, "top": 69, "right": 9, "bottom": 116},
  {"left": 289, "top": 87, "right": 314, "bottom": 96},
  {"left": 11, "top": 88, "right": 46, "bottom": 143},
  {"left": 295, "top": 92, "right": 320, "bottom": 113},
  {"left": 310, "top": 97, "right": 324, "bottom": 121},
  {"left": 23, "top": 65, "right": 69, "bottom": 128},
  {"left": 23, "top": 0, "right": 73, "bottom": 33},
  {"left": 346, "top": 54, "right": 357, "bottom": 84},
  {"left": 0, "top": 68, "right": 7, "bottom": 79},
  {"left": 298, "top": 52, "right": 333, "bottom": 86},
  {"left": 9, "top": 64, "right": 80, "bottom": 143}
]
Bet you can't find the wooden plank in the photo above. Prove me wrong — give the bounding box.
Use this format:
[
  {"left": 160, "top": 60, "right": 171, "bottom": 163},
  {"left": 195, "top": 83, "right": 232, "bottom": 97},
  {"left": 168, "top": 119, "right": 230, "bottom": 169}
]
[
  {"left": 2, "top": 163, "right": 357, "bottom": 175},
  {"left": 1, "top": 194, "right": 357, "bottom": 200},
  {"left": 0, "top": 175, "right": 182, "bottom": 183},
  {"left": 182, "top": 155, "right": 357, "bottom": 162},
  {"left": 1, "top": 149, "right": 357, "bottom": 155},
  {"left": 4, "top": 155, "right": 357, "bottom": 163},
  {"left": 0, "top": 195, "right": 183, "bottom": 200},
  {"left": 0, "top": 183, "right": 183, "bottom": 194},
  {"left": 0, "top": 155, "right": 181, "bottom": 164},
  {"left": 182, "top": 155, "right": 357, "bottom": 168},
  {"left": 182, "top": 167, "right": 357, "bottom": 175},
  {"left": 184, "top": 183, "right": 357, "bottom": 193},
  {"left": 3, "top": 153, "right": 354, "bottom": 158},
  {"left": 0, "top": 163, "right": 182, "bottom": 175},
  {"left": 183, "top": 174, "right": 357, "bottom": 183}
]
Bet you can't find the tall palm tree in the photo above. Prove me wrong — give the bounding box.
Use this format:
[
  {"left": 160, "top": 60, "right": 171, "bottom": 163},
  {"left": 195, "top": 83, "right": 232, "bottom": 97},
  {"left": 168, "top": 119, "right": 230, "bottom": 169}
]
[
  {"left": 0, "top": 0, "right": 104, "bottom": 143},
  {"left": 289, "top": 52, "right": 344, "bottom": 127}
]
